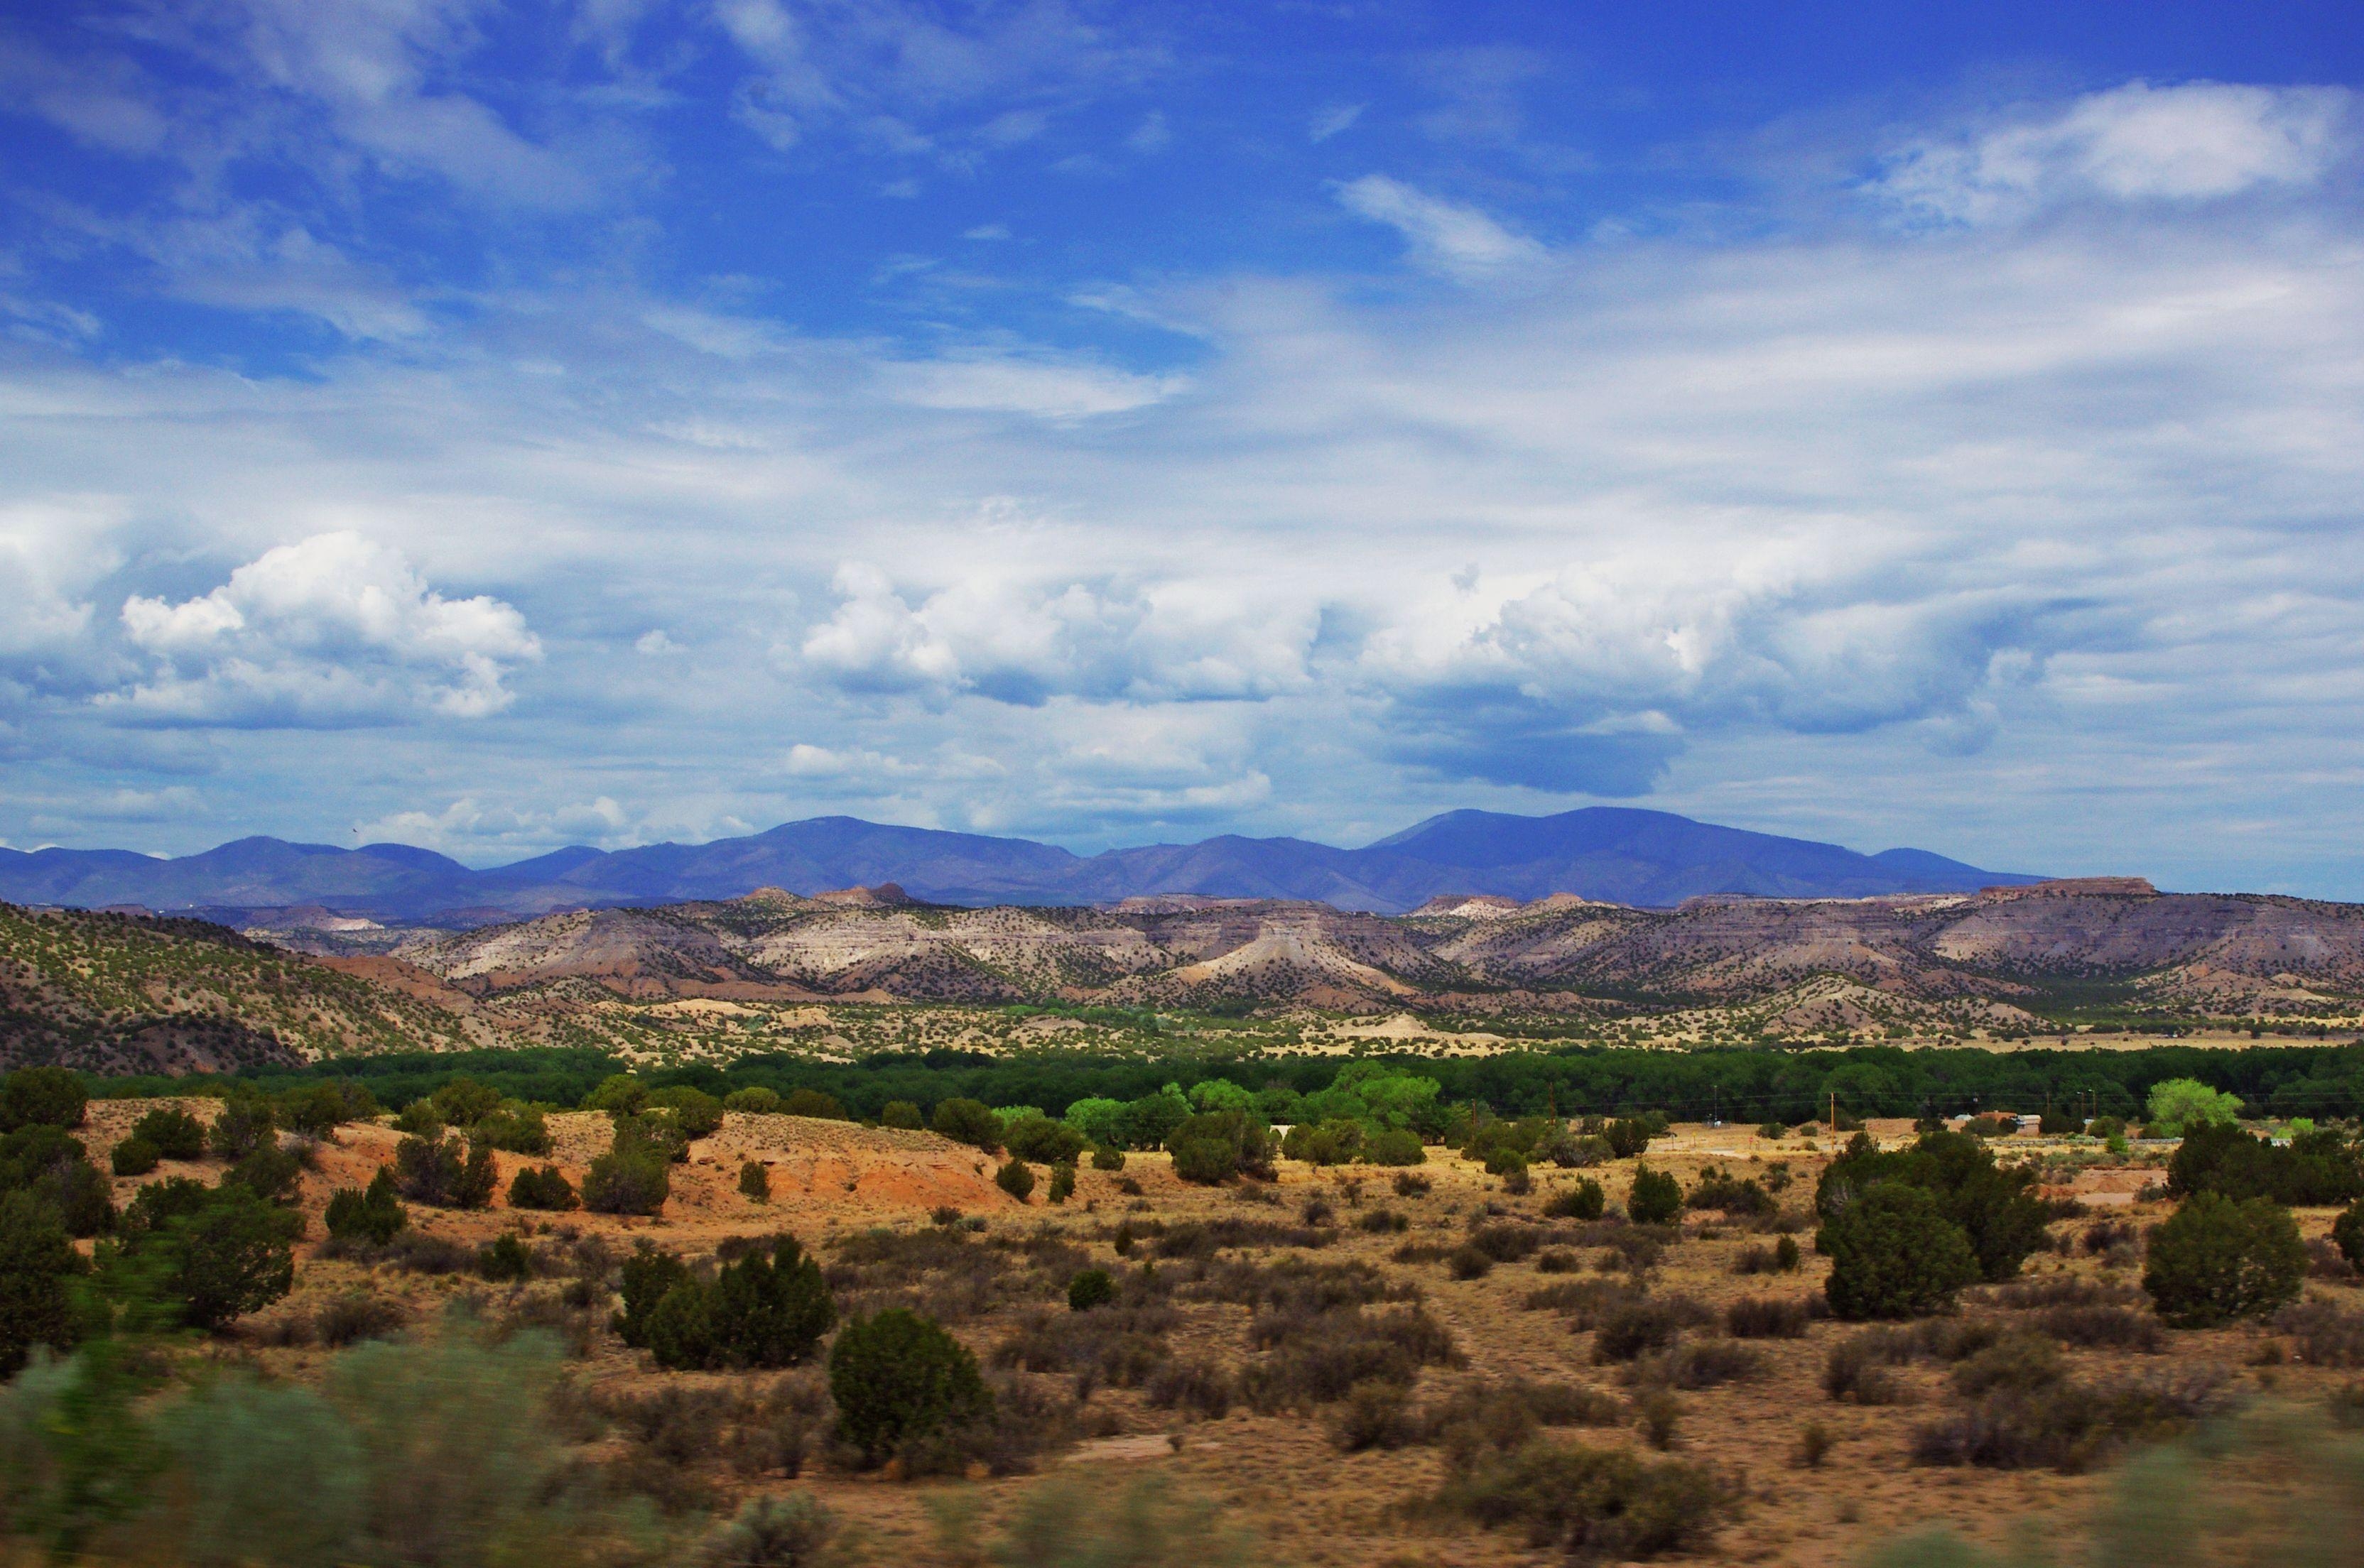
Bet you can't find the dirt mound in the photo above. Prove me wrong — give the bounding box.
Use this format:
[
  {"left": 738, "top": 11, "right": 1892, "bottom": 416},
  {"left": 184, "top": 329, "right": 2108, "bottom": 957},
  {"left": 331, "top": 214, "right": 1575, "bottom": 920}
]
[{"left": 543, "top": 1111, "right": 1017, "bottom": 1221}]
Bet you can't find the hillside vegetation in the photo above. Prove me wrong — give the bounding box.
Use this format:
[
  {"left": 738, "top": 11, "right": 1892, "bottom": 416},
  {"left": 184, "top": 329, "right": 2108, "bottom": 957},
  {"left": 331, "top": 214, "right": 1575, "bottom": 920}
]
[{"left": 0, "top": 905, "right": 499, "bottom": 1074}]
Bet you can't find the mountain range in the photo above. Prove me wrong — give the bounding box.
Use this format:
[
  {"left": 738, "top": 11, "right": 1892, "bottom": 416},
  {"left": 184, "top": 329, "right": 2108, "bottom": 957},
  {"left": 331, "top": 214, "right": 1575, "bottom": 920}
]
[{"left": 0, "top": 807, "right": 2044, "bottom": 922}]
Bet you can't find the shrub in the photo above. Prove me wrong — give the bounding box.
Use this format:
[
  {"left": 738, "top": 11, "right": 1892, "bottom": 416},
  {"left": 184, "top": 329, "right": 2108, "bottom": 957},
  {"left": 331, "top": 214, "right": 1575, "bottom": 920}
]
[
  {"left": 997, "top": 1160, "right": 1036, "bottom": 1202},
  {"left": 880, "top": 1100, "right": 924, "bottom": 1130},
  {"left": 698, "top": 1493, "right": 835, "bottom": 1568},
  {"left": 507, "top": 1165, "right": 578, "bottom": 1212},
  {"left": 1171, "top": 1111, "right": 1274, "bottom": 1184},
  {"left": 1821, "top": 1182, "right": 1982, "bottom": 1319},
  {"left": 1816, "top": 1131, "right": 2050, "bottom": 1283},
  {"left": 207, "top": 1096, "right": 276, "bottom": 1161},
  {"left": 645, "top": 1236, "right": 836, "bottom": 1372},
  {"left": 1545, "top": 1180, "right": 1605, "bottom": 1221},
  {"left": 583, "top": 1073, "right": 648, "bottom": 1115},
  {"left": 830, "top": 1308, "right": 992, "bottom": 1464},
  {"left": 1365, "top": 1128, "right": 1426, "bottom": 1166},
  {"left": 2142, "top": 1192, "right": 2306, "bottom": 1327},
  {"left": 1144, "top": 1359, "right": 1234, "bottom": 1420},
  {"left": 225, "top": 1144, "right": 303, "bottom": 1205},
  {"left": 478, "top": 1233, "right": 533, "bottom": 1283},
  {"left": 1725, "top": 1296, "right": 1813, "bottom": 1338},
  {"left": 1733, "top": 1234, "right": 1804, "bottom": 1275},
  {"left": 1484, "top": 1147, "right": 1529, "bottom": 1180},
  {"left": 1448, "top": 1246, "right": 1494, "bottom": 1280},
  {"left": 1592, "top": 1297, "right": 1716, "bottom": 1362},
  {"left": 644, "top": 1087, "right": 726, "bottom": 1140},
  {"left": 1068, "top": 1269, "right": 1116, "bottom": 1312},
  {"left": 109, "top": 1136, "right": 160, "bottom": 1177},
  {"left": 314, "top": 1292, "right": 410, "bottom": 1348},
  {"left": 0, "top": 1067, "right": 86, "bottom": 1131},
  {"left": 325, "top": 1170, "right": 409, "bottom": 1244},
  {"left": 1047, "top": 1163, "right": 1075, "bottom": 1205},
  {"left": 615, "top": 1243, "right": 693, "bottom": 1347},
  {"left": 722, "top": 1087, "right": 783, "bottom": 1115},
  {"left": 1912, "top": 1365, "right": 2228, "bottom": 1471},
  {"left": 131, "top": 1106, "right": 207, "bottom": 1160},
  {"left": 932, "top": 1098, "right": 1004, "bottom": 1152},
  {"left": 1005, "top": 1114, "right": 1090, "bottom": 1166},
  {"left": 2338, "top": 1199, "right": 2364, "bottom": 1269},
  {"left": 1592, "top": 1118, "right": 1648, "bottom": 1158},
  {"left": 1359, "top": 1208, "right": 1410, "bottom": 1234},
  {"left": 1439, "top": 1439, "right": 1730, "bottom": 1561},
  {"left": 739, "top": 1160, "right": 772, "bottom": 1203},
  {"left": 1687, "top": 1168, "right": 1776, "bottom": 1217},
  {"left": 1090, "top": 1145, "right": 1125, "bottom": 1172},
  {"left": 391, "top": 1133, "right": 496, "bottom": 1210},
  {"left": 2276, "top": 1300, "right": 2364, "bottom": 1367},
  {"left": 468, "top": 1103, "right": 551, "bottom": 1156},
  {"left": 2036, "top": 1305, "right": 2166, "bottom": 1352},
  {"left": 1394, "top": 1170, "right": 1432, "bottom": 1197},
  {"left": 0, "top": 1189, "right": 85, "bottom": 1376},
  {"left": 132, "top": 1183, "right": 303, "bottom": 1330},
  {"left": 1282, "top": 1118, "right": 1362, "bottom": 1166},
  {"left": 1627, "top": 1167, "right": 1682, "bottom": 1226},
  {"left": 582, "top": 1149, "right": 671, "bottom": 1215},
  {"left": 2169, "top": 1121, "right": 2363, "bottom": 1207},
  {"left": 1642, "top": 1337, "right": 1766, "bottom": 1390}
]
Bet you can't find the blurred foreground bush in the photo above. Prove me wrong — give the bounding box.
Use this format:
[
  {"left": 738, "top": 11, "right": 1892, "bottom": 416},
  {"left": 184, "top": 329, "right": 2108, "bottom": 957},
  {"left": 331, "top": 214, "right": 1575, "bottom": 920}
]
[
  {"left": 0, "top": 1327, "right": 658, "bottom": 1567},
  {"left": 1863, "top": 1405, "right": 2364, "bottom": 1568}
]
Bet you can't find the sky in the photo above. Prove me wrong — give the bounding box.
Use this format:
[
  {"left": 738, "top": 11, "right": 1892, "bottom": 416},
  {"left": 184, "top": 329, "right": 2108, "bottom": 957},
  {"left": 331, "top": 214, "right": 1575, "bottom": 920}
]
[{"left": 1, "top": 1, "right": 2362, "bottom": 895}]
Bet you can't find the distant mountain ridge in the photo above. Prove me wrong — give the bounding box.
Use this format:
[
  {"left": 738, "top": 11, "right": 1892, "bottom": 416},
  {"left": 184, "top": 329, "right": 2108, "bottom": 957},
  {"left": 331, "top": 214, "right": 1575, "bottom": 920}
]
[{"left": 0, "top": 807, "right": 2045, "bottom": 921}]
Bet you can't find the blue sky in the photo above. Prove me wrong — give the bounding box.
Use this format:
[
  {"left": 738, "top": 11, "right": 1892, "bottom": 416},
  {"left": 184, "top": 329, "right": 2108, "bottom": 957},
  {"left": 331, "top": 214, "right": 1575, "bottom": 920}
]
[{"left": 2, "top": 1, "right": 2362, "bottom": 893}]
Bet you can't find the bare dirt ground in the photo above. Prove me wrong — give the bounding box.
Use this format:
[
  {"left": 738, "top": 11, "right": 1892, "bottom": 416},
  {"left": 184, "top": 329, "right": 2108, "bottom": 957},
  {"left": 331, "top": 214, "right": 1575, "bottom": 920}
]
[{"left": 83, "top": 1104, "right": 2361, "bottom": 1568}]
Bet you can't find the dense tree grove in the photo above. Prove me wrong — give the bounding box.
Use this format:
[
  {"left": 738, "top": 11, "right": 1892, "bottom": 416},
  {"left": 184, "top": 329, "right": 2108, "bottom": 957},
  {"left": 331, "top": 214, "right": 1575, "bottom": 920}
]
[{"left": 63, "top": 1035, "right": 2364, "bottom": 1134}]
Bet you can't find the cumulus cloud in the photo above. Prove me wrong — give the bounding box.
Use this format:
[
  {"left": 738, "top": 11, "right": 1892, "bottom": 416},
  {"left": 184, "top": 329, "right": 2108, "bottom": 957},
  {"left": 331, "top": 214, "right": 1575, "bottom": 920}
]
[
  {"left": 1335, "top": 175, "right": 1548, "bottom": 278},
  {"left": 801, "top": 564, "right": 1318, "bottom": 704},
  {"left": 109, "top": 533, "right": 541, "bottom": 725},
  {"left": 1871, "top": 80, "right": 2351, "bottom": 224}
]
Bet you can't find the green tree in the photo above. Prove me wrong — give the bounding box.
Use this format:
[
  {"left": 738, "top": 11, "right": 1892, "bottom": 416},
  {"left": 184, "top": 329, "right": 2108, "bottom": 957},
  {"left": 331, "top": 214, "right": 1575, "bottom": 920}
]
[
  {"left": 2143, "top": 1192, "right": 2306, "bottom": 1327},
  {"left": 582, "top": 1148, "right": 669, "bottom": 1215},
  {"left": 130, "top": 1107, "right": 205, "bottom": 1161},
  {"left": 1820, "top": 1182, "right": 1981, "bottom": 1319},
  {"left": 207, "top": 1096, "right": 276, "bottom": 1161},
  {"left": 613, "top": 1243, "right": 693, "bottom": 1349},
  {"left": 1068, "top": 1269, "right": 1115, "bottom": 1312},
  {"left": 997, "top": 1159, "right": 1036, "bottom": 1202},
  {"left": 931, "top": 1098, "right": 1004, "bottom": 1151},
  {"left": 325, "top": 1170, "right": 408, "bottom": 1245},
  {"left": 2335, "top": 1198, "right": 2364, "bottom": 1270},
  {"left": 2145, "top": 1079, "right": 2244, "bottom": 1137},
  {"left": 828, "top": 1310, "right": 991, "bottom": 1465},
  {"left": 739, "top": 1160, "right": 771, "bottom": 1202},
  {"left": 1627, "top": 1166, "right": 1682, "bottom": 1225},
  {"left": 1170, "top": 1111, "right": 1273, "bottom": 1185},
  {"left": 880, "top": 1100, "right": 925, "bottom": 1131},
  {"left": 0, "top": 1189, "right": 85, "bottom": 1376},
  {"left": 723, "top": 1085, "right": 783, "bottom": 1114},
  {"left": 506, "top": 1165, "right": 577, "bottom": 1212},
  {"left": 1046, "top": 1162, "right": 1076, "bottom": 1204},
  {"left": 109, "top": 1137, "right": 160, "bottom": 1178},
  {"left": 141, "top": 1186, "right": 302, "bottom": 1331},
  {"left": 0, "top": 1067, "right": 87, "bottom": 1132}
]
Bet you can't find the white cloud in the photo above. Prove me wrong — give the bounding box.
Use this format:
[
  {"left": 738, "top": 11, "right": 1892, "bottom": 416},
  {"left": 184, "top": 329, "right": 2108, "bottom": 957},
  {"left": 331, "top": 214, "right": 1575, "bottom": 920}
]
[
  {"left": 1334, "top": 175, "right": 1547, "bottom": 279},
  {"left": 875, "top": 354, "right": 1184, "bottom": 419},
  {"left": 1872, "top": 81, "right": 2351, "bottom": 224},
  {"left": 109, "top": 532, "right": 541, "bottom": 725},
  {"left": 1309, "top": 103, "right": 1363, "bottom": 142},
  {"left": 801, "top": 562, "right": 1318, "bottom": 705}
]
